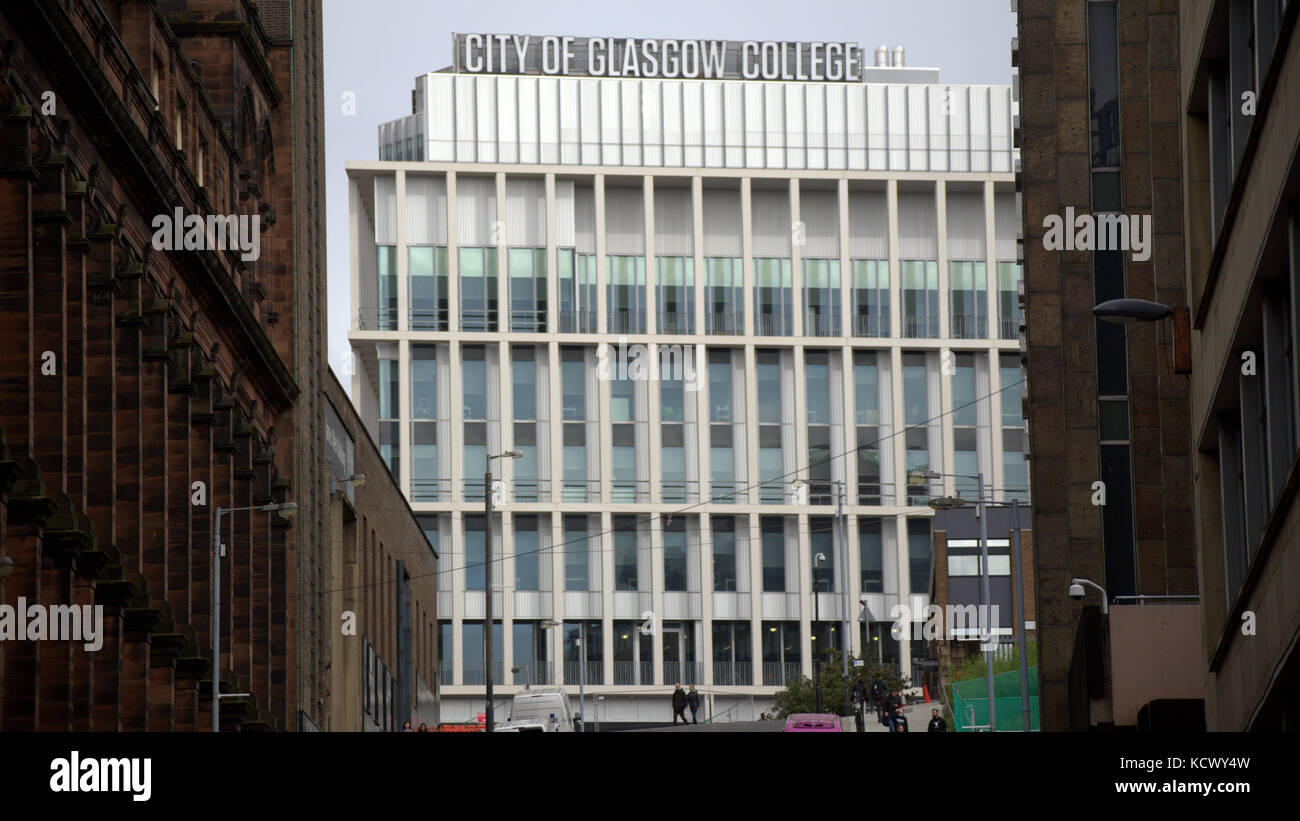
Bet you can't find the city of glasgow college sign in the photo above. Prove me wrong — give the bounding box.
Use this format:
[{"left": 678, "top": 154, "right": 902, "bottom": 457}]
[{"left": 452, "top": 34, "right": 867, "bottom": 82}]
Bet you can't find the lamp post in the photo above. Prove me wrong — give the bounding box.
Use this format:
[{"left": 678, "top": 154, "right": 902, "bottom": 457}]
[
  {"left": 813, "top": 551, "right": 826, "bottom": 713},
  {"left": 1092, "top": 298, "right": 1190, "bottom": 374},
  {"left": 834, "top": 480, "right": 851, "bottom": 719},
  {"left": 915, "top": 468, "right": 996, "bottom": 731},
  {"left": 211, "top": 501, "right": 297, "bottom": 732},
  {"left": 484, "top": 450, "right": 523, "bottom": 733}
]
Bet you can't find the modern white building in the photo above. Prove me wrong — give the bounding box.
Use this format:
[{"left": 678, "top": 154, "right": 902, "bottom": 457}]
[{"left": 347, "top": 35, "right": 1025, "bottom": 726}]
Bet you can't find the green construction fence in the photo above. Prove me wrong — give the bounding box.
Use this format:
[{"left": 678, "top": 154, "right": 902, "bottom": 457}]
[{"left": 950, "top": 667, "right": 1040, "bottom": 732}]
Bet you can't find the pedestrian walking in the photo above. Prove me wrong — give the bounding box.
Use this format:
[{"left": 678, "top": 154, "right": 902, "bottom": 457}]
[
  {"left": 687, "top": 684, "right": 702, "bottom": 724},
  {"left": 671, "top": 683, "right": 689, "bottom": 725},
  {"left": 870, "top": 675, "right": 886, "bottom": 723},
  {"left": 885, "top": 689, "right": 903, "bottom": 732},
  {"left": 927, "top": 708, "right": 947, "bottom": 732},
  {"left": 894, "top": 706, "right": 909, "bottom": 732}
]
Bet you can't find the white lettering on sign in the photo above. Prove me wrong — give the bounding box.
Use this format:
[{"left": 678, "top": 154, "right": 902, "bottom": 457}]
[{"left": 457, "top": 34, "right": 864, "bottom": 82}]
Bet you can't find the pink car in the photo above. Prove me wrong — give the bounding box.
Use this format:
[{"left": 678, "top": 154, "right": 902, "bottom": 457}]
[{"left": 783, "top": 713, "right": 843, "bottom": 732}]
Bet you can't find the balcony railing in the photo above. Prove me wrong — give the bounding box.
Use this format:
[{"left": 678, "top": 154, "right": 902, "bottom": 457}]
[
  {"left": 410, "top": 478, "right": 451, "bottom": 503},
  {"left": 762, "top": 662, "right": 803, "bottom": 686},
  {"left": 853, "top": 313, "right": 890, "bottom": 338},
  {"left": 512, "top": 662, "right": 554, "bottom": 687},
  {"left": 999, "top": 315, "right": 1021, "bottom": 339},
  {"left": 608, "top": 309, "right": 645, "bottom": 335},
  {"left": 759, "top": 481, "right": 786, "bottom": 504},
  {"left": 658, "top": 313, "right": 694, "bottom": 335},
  {"left": 660, "top": 479, "right": 699, "bottom": 504},
  {"left": 754, "top": 313, "right": 790, "bottom": 336},
  {"left": 710, "top": 480, "right": 745, "bottom": 503},
  {"left": 558, "top": 309, "right": 598, "bottom": 334},
  {"left": 561, "top": 479, "right": 601, "bottom": 503},
  {"left": 511, "top": 479, "right": 552, "bottom": 503},
  {"left": 804, "top": 310, "right": 842, "bottom": 337},
  {"left": 409, "top": 308, "right": 449, "bottom": 331},
  {"left": 509, "top": 309, "right": 547, "bottom": 333},
  {"left": 563, "top": 661, "right": 605, "bottom": 686},
  {"left": 439, "top": 661, "right": 454, "bottom": 686},
  {"left": 857, "top": 481, "right": 883, "bottom": 506},
  {"left": 903, "top": 315, "right": 939, "bottom": 338},
  {"left": 460, "top": 309, "right": 498, "bottom": 332},
  {"left": 356, "top": 308, "right": 399, "bottom": 331},
  {"left": 950, "top": 313, "right": 987, "bottom": 339},
  {"left": 711, "top": 661, "right": 754, "bottom": 687},
  {"left": 662, "top": 661, "right": 702, "bottom": 686},
  {"left": 464, "top": 479, "right": 487, "bottom": 503},
  {"left": 610, "top": 478, "right": 650, "bottom": 504},
  {"left": 613, "top": 661, "right": 655, "bottom": 686},
  {"left": 463, "top": 662, "right": 505, "bottom": 686},
  {"left": 707, "top": 310, "right": 745, "bottom": 335}
]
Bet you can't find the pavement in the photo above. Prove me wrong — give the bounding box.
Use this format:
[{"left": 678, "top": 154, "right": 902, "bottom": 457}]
[{"left": 629, "top": 699, "right": 937, "bottom": 732}]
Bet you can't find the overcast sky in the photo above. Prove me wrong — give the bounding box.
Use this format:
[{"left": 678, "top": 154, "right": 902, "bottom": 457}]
[{"left": 321, "top": 0, "right": 1017, "bottom": 387}]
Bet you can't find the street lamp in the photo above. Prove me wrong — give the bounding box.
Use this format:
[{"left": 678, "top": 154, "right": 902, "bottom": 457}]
[
  {"left": 0, "top": 555, "right": 13, "bottom": 580},
  {"left": 1092, "top": 298, "right": 1191, "bottom": 374},
  {"left": 813, "top": 551, "right": 826, "bottom": 713},
  {"left": 914, "top": 468, "right": 997, "bottom": 732},
  {"left": 211, "top": 501, "right": 297, "bottom": 732},
  {"left": 328, "top": 473, "right": 367, "bottom": 494},
  {"left": 484, "top": 450, "right": 523, "bottom": 733}
]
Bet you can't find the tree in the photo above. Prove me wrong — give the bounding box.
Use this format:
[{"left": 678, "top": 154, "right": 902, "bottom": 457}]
[{"left": 772, "top": 650, "right": 911, "bottom": 718}]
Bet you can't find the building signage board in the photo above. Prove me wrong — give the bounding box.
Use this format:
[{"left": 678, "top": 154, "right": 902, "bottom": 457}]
[
  {"left": 453, "top": 33, "right": 866, "bottom": 82},
  {"left": 324, "top": 399, "right": 356, "bottom": 503}
]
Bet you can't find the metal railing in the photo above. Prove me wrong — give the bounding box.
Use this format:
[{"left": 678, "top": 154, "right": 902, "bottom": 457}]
[
  {"left": 460, "top": 309, "right": 498, "bottom": 332},
  {"left": 710, "top": 480, "right": 745, "bottom": 503},
  {"left": 462, "top": 662, "right": 505, "bottom": 686},
  {"left": 663, "top": 661, "right": 702, "bottom": 686},
  {"left": 762, "top": 662, "right": 803, "bottom": 687},
  {"left": 610, "top": 479, "right": 650, "bottom": 504},
  {"left": 902, "top": 314, "right": 939, "bottom": 338},
  {"left": 707, "top": 310, "right": 745, "bottom": 335},
  {"left": 511, "top": 479, "right": 552, "bottom": 503},
  {"left": 410, "top": 478, "right": 451, "bottom": 503},
  {"left": 856, "top": 481, "right": 883, "bottom": 506},
  {"left": 658, "top": 313, "right": 694, "bottom": 335},
  {"left": 613, "top": 661, "right": 655, "bottom": 686},
  {"left": 608, "top": 309, "right": 645, "bottom": 335},
  {"left": 356, "top": 308, "right": 399, "bottom": 331},
  {"left": 999, "top": 316, "right": 1021, "bottom": 339},
  {"left": 439, "top": 661, "right": 454, "bottom": 686},
  {"left": 853, "top": 313, "right": 890, "bottom": 337},
  {"left": 558, "top": 309, "right": 598, "bottom": 333},
  {"left": 950, "top": 313, "right": 988, "bottom": 339},
  {"left": 509, "top": 309, "right": 548, "bottom": 333},
  {"left": 464, "top": 479, "right": 487, "bottom": 502},
  {"left": 754, "top": 313, "right": 791, "bottom": 336},
  {"left": 512, "top": 662, "right": 553, "bottom": 687},
  {"left": 408, "top": 308, "right": 449, "bottom": 331},
  {"left": 807, "top": 480, "right": 836, "bottom": 505},
  {"left": 759, "top": 482, "right": 786, "bottom": 504},
  {"left": 660, "top": 479, "right": 699, "bottom": 504},
  {"left": 711, "top": 661, "right": 753, "bottom": 687},
  {"left": 563, "top": 661, "right": 605, "bottom": 686},
  {"left": 561, "top": 479, "right": 601, "bottom": 503},
  {"left": 804, "top": 310, "right": 842, "bottom": 337}
]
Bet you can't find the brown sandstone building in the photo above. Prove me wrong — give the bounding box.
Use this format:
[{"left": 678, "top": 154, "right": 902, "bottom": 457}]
[
  {"left": 0, "top": 0, "right": 330, "bottom": 730},
  {"left": 1016, "top": 0, "right": 1202, "bottom": 731}
]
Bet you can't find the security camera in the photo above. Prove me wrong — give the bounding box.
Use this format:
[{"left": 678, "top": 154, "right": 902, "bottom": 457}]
[{"left": 1068, "top": 582, "right": 1086, "bottom": 600}]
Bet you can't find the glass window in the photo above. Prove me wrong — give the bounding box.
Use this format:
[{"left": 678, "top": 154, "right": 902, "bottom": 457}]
[
  {"left": 515, "top": 515, "right": 539, "bottom": 591},
  {"left": 805, "top": 350, "right": 831, "bottom": 424},
  {"left": 379, "top": 357, "right": 400, "bottom": 477},
  {"left": 658, "top": 256, "right": 694, "bottom": 334},
  {"left": 907, "top": 518, "right": 932, "bottom": 595},
  {"left": 854, "top": 352, "right": 879, "bottom": 425},
  {"left": 761, "top": 518, "right": 785, "bottom": 592},
  {"left": 512, "top": 347, "right": 535, "bottom": 421},
  {"left": 949, "top": 261, "right": 988, "bottom": 339},
  {"left": 409, "top": 245, "right": 449, "bottom": 330},
  {"left": 860, "top": 518, "right": 883, "bottom": 593},
  {"left": 952, "top": 353, "right": 977, "bottom": 428},
  {"left": 1087, "top": 0, "right": 1121, "bottom": 168},
  {"left": 997, "top": 262, "right": 1023, "bottom": 340},
  {"left": 852, "top": 259, "right": 890, "bottom": 337},
  {"left": 411, "top": 345, "right": 437, "bottom": 420},
  {"left": 712, "top": 516, "right": 736, "bottom": 592},
  {"left": 459, "top": 247, "right": 499, "bottom": 332},
  {"left": 376, "top": 246, "right": 398, "bottom": 330},
  {"left": 561, "top": 347, "right": 586, "bottom": 421},
  {"left": 811, "top": 522, "right": 834, "bottom": 591},
  {"left": 901, "top": 260, "right": 939, "bottom": 338},
  {"left": 756, "top": 350, "right": 782, "bottom": 423},
  {"left": 706, "top": 257, "right": 743, "bottom": 334},
  {"left": 465, "top": 515, "right": 486, "bottom": 591},
  {"left": 564, "top": 515, "right": 589, "bottom": 591},
  {"left": 607, "top": 255, "right": 646, "bottom": 334},
  {"left": 661, "top": 423, "right": 687, "bottom": 502},
  {"left": 610, "top": 377, "right": 635, "bottom": 422},
  {"left": 663, "top": 519, "right": 687, "bottom": 592},
  {"left": 615, "top": 517, "right": 638, "bottom": 591},
  {"left": 803, "top": 258, "right": 842, "bottom": 336},
  {"left": 1001, "top": 354, "right": 1023, "bottom": 427},
  {"left": 463, "top": 346, "right": 487, "bottom": 420},
  {"left": 753, "top": 257, "right": 793, "bottom": 336},
  {"left": 660, "top": 377, "right": 685, "bottom": 423},
  {"left": 509, "top": 247, "right": 547, "bottom": 332},
  {"left": 611, "top": 423, "right": 637, "bottom": 502},
  {"left": 562, "top": 423, "right": 587, "bottom": 501},
  {"left": 903, "top": 353, "right": 928, "bottom": 425},
  {"left": 709, "top": 350, "right": 734, "bottom": 422}
]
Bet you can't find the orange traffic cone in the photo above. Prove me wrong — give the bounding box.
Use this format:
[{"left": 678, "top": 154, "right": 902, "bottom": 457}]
[{"left": 923, "top": 685, "right": 931, "bottom": 703}]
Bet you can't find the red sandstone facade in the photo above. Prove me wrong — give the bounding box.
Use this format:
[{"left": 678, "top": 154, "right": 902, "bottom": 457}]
[{"left": 0, "top": 0, "right": 327, "bottom": 731}]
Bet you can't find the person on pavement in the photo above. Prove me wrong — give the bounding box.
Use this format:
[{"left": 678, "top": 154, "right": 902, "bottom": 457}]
[
  {"left": 687, "top": 685, "right": 702, "bottom": 724},
  {"left": 671, "top": 683, "right": 689, "bottom": 725},
  {"left": 927, "top": 708, "right": 947, "bottom": 732}
]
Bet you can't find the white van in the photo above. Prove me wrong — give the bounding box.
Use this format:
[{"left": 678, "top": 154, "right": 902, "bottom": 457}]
[{"left": 506, "top": 687, "right": 576, "bottom": 732}]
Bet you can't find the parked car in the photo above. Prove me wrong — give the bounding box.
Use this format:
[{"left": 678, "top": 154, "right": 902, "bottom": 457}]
[
  {"left": 783, "top": 713, "right": 843, "bottom": 732},
  {"left": 508, "top": 686, "right": 576, "bottom": 732}
]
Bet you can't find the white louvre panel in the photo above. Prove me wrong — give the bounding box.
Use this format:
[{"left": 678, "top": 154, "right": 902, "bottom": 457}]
[
  {"left": 724, "top": 83, "right": 744, "bottom": 167},
  {"left": 555, "top": 179, "right": 576, "bottom": 247},
  {"left": 969, "top": 86, "right": 990, "bottom": 173},
  {"left": 784, "top": 84, "right": 804, "bottom": 170},
  {"left": 601, "top": 79, "right": 621, "bottom": 165},
  {"left": 928, "top": 86, "right": 949, "bottom": 172},
  {"left": 663, "top": 81, "right": 684, "bottom": 167},
  {"left": 683, "top": 81, "right": 704, "bottom": 167},
  {"left": 456, "top": 175, "right": 496, "bottom": 247},
  {"left": 990, "top": 86, "right": 1012, "bottom": 173},
  {"left": 505, "top": 178, "right": 545, "bottom": 247},
  {"left": 405, "top": 175, "right": 447, "bottom": 246},
  {"left": 848, "top": 190, "right": 888, "bottom": 258},
  {"left": 751, "top": 188, "right": 791, "bottom": 257},
  {"left": 621, "top": 82, "right": 642, "bottom": 166},
  {"left": 800, "top": 189, "right": 839, "bottom": 258},
  {"left": 476, "top": 77, "right": 497, "bottom": 163},
  {"left": 574, "top": 185, "right": 596, "bottom": 253},
  {"left": 887, "top": 85, "right": 908, "bottom": 170},
  {"left": 945, "top": 191, "right": 986, "bottom": 260},
  {"left": 897, "top": 190, "right": 938, "bottom": 259},
  {"left": 702, "top": 189, "right": 742, "bottom": 257},
  {"left": 806, "top": 84, "right": 826, "bottom": 170},
  {"left": 496, "top": 77, "right": 517, "bottom": 164},
  {"left": 866, "top": 84, "right": 888, "bottom": 170},
  {"left": 604, "top": 186, "right": 645, "bottom": 255},
  {"left": 949, "top": 86, "right": 970, "bottom": 172},
  {"left": 825, "top": 84, "right": 846, "bottom": 170},
  {"left": 373, "top": 175, "right": 396, "bottom": 244},
  {"left": 355, "top": 181, "right": 377, "bottom": 315},
  {"left": 995, "top": 192, "right": 1019, "bottom": 260},
  {"left": 703, "top": 82, "right": 725, "bottom": 168},
  {"left": 559, "top": 79, "right": 580, "bottom": 165},
  {"left": 580, "top": 79, "right": 600, "bottom": 164},
  {"left": 907, "top": 86, "right": 928, "bottom": 171},
  {"left": 847, "top": 86, "right": 867, "bottom": 170},
  {"left": 655, "top": 187, "right": 694, "bottom": 256},
  {"left": 455, "top": 75, "right": 476, "bottom": 161},
  {"left": 539, "top": 77, "right": 559, "bottom": 164},
  {"left": 518, "top": 77, "right": 539, "bottom": 164},
  {"left": 744, "top": 83, "right": 764, "bottom": 168},
  {"left": 643, "top": 80, "right": 663, "bottom": 166}
]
